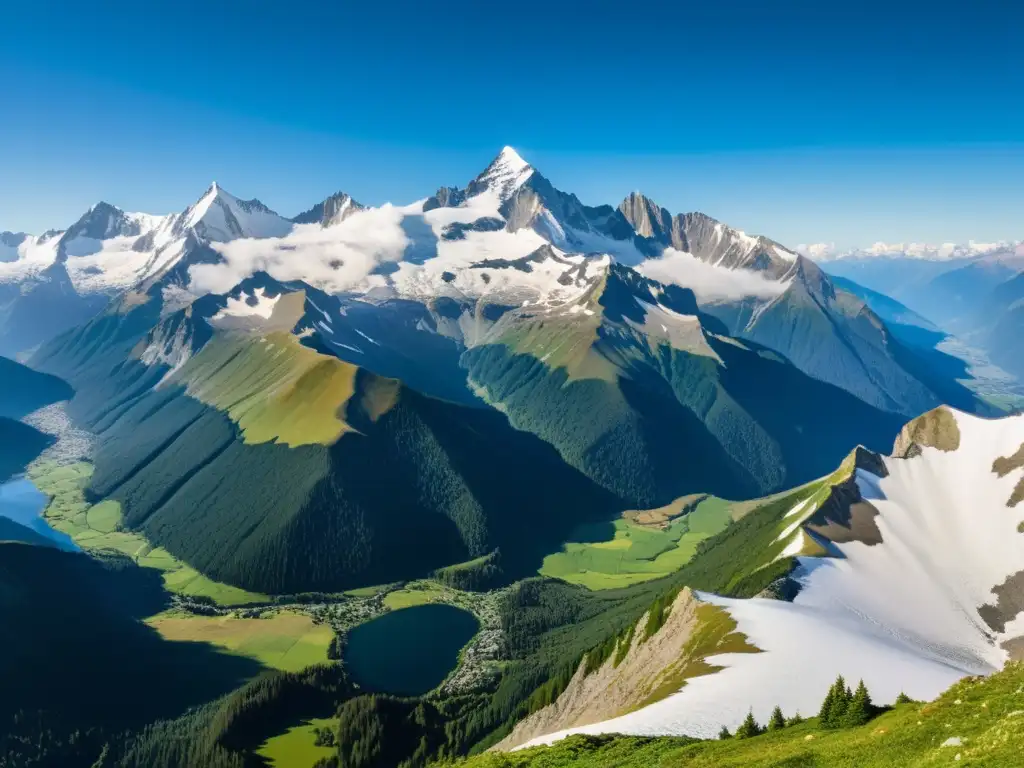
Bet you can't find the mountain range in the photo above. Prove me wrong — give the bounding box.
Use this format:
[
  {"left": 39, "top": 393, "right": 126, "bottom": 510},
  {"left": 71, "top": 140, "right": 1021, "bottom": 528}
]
[
  {"left": 11, "top": 148, "right": 1000, "bottom": 590},
  {"left": 3, "top": 147, "right": 1023, "bottom": 768}
]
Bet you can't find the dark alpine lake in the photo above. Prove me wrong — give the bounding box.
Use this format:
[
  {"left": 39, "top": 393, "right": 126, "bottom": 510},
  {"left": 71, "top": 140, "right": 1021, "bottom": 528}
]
[{"left": 343, "top": 603, "right": 479, "bottom": 695}]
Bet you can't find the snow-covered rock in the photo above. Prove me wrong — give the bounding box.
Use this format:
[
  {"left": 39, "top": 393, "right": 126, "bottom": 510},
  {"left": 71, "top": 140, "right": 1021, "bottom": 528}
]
[{"left": 522, "top": 407, "right": 1024, "bottom": 746}]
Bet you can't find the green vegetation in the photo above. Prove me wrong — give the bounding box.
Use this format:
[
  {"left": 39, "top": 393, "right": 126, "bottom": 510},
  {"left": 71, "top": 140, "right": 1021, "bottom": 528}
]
[
  {"left": 174, "top": 331, "right": 363, "bottom": 447},
  {"left": 256, "top": 717, "right": 336, "bottom": 767},
  {"left": 451, "top": 662, "right": 1024, "bottom": 767},
  {"left": 435, "top": 550, "right": 505, "bottom": 591},
  {"left": 539, "top": 497, "right": 732, "bottom": 589},
  {"left": 30, "top": 460, "right": 266, "bottom": 605},
  {"left": 462, "top": 266, "right": 905, "bottom": 509},
  {"left": 30, "top": 313, "right": 627, "bottom": 594},
  {"left": 109, "top": 663, "right": 351, "bottom": 768},
  {"left": 384, "top": 580, "right": 450, "bottom": 609},
  {"left": 147, "top": 610, "right": 334, "bottom": 673}
]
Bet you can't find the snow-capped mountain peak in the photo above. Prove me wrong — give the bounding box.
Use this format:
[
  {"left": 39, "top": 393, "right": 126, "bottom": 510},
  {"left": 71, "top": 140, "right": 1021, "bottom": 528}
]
[
  {"left": 61, "top": 201, "right": 167, "bottom": 245},
  {"left": 292, "top": 191, "right": 364, "bottom": 227},
  {"left": 466, "top": 145, "right": 535, "bottom": 201},
  {"left": 179, "top": 182, "right": 292, "bottom": 243}
]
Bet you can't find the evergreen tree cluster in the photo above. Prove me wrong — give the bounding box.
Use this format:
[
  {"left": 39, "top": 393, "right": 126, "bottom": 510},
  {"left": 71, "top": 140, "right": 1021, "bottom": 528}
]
[
  {"left": 719, "top": 676, "right": 876, "bottom": 742},
  {"left": 818, "top": 675, "right": 874, "bottom": 729}
]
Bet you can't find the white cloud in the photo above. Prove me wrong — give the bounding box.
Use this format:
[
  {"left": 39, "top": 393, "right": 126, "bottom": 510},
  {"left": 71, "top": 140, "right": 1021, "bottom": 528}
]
[
  {"left": 800, "top": 240, "right": 1019, "bottom": 262},
  {"left": 188, "top": 204, "right": 413, "bottom": 295},
  {"left": 637, "top": 248, "right": 789, "bottom": 303},
  {"left": 795, "top": 242, "right": 837, "bottom": 261}
]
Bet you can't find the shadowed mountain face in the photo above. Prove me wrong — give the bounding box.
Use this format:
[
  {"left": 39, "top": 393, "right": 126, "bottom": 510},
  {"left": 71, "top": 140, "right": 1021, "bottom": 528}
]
[
  {"left": 0, "top": 354, "right": 73, "bottom": 420},
  {"left": 0, "top": 544, "right": 261, "bottom": 734},
  {"left": 0, "top": 356, "right": 73, "bottom": 482},
  {"left": 0, "top": 261, "right": 108, "bottom": 358}
]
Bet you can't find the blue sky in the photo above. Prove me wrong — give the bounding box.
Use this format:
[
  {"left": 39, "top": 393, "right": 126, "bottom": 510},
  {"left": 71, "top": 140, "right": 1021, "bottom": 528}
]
[{"left": 2, "top": 0, "right": 1022, "bottom": 249}]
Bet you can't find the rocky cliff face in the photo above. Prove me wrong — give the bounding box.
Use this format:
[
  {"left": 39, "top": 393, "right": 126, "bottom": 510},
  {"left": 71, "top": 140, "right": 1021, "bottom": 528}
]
[{"left": 495, "top": 588, "right": 759, "bottom": 750}]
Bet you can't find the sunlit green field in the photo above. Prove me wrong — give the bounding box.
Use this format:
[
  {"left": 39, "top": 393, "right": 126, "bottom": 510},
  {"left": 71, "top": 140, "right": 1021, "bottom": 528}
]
[
  {"left": 256, "top": 717, "right": 336, "bottom": 767},
  {"left": 146, "top": 610, "right": 333, "bottom": 672},
  {"left": 540, "top": 498, "right": 732, "bottom": 589}
]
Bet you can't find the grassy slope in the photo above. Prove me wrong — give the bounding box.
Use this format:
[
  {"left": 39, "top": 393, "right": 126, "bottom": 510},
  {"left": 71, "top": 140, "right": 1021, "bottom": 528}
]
[
  {"left": 174, "top": 331, "right": 362, "bottom": 447},
  {"left": 454, "top": 663, "right": 1024, "bottom": 767}
]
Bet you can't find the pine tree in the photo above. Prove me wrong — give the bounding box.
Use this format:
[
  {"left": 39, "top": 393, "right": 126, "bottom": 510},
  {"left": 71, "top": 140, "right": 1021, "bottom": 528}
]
[
  {"left": 895, "top": 691, "right": 914, "bottom": 704},
  {"left": 843, "top": 679, "right": 873, "bottom": 727},
  {"left": 735, "top": 710, "right": 763, "bottom": 739},
  {"left": 786, "top": 712, "right": 804, "bottom": 727},
  {"left": 718, "top": 725, "right": 732, "bottom": 739},
  {"left": 818, "top": 682, "right": 836, "bottom": 727},
  {"left": 768, "top": 705, "right": 786, "bottom": 731},
  {"left": 820, "top": 675, "right": 852, "bottom": 729}
]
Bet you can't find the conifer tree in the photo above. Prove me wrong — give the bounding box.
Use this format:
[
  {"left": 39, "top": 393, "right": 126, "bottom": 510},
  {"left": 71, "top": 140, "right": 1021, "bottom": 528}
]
[
  {"left": 818, "top": 682, "right": 836, "bottom": 727},
  {"left": 768, "top": 705, "right": 786, "bottom": 731},
  {"left": 718, "top": 725, "right": 732, "bottom": 739},
  {"left": 820, "top": 675, "right": 852, "bottom": 729},
  {"left": 895, "top": 691, "right": 913, "bottom": 704},
  {"left": 735, "top": 710, "right": 763, "bottom": 739},
  {"left": 786, "top": 711, "right": 804, "bottom": 727},
  {"left": 843, "top": 679, "right": 873, "bottom": 727}
]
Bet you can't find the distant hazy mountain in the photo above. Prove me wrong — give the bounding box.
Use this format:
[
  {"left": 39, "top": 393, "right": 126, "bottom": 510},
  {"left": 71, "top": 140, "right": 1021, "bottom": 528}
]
[{"left": 823, "top": 243, "right": 1024, "bottom": 384}]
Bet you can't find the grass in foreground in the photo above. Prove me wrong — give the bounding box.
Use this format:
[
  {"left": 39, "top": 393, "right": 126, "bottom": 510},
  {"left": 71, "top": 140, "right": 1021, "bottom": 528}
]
[
  {"left": 146, "top": 610, "right": 333, "bottom": 673},
  {"left": 30, "top": 460, "right": 266, "bottom": 606},
  {"left": 454, "top": 662, "right": 1024, "bottom": 767}
]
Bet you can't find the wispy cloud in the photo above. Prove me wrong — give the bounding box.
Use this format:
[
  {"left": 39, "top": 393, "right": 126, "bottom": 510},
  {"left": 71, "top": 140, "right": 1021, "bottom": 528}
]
[
  {"left": 638, "top": 248, "right": 788, "bottom": 302},
  {"left": 188, "top": 205, "right": 412, "bottom": 295}
]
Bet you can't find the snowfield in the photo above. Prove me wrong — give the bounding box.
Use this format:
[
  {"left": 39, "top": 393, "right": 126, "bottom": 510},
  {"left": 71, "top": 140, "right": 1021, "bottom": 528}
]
[{"left": 523, "top": 408, "right": 1024, "bottom": 746}]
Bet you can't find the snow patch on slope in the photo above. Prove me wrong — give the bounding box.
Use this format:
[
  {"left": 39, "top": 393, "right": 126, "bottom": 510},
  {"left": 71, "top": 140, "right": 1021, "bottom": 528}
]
[
  {"left": 213, "top": 287, "right": 280, "bottom": 320},
  {"left": 0, "top": 234, "right": 61, "bottom": 282},
  {"left": 525, "top": 409, "right": 1024, "bottom": 745}
]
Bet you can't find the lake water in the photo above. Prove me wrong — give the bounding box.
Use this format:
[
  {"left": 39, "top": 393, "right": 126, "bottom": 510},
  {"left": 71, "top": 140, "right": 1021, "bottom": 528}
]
[
  {"left": 344, "top": 603, "right": 479, "bottom": 695},
  {"left": 0, "top": 477, "right": 78, "bottom": 550}
]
